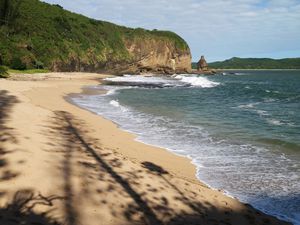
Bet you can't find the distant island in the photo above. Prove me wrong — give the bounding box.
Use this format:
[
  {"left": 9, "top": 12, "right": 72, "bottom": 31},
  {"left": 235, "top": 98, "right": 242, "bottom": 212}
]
[
  {"left": 0, "top": 0, "right": 191, "bottom": 75},
  {"left": 192, "top": 57, "right": 300, "bottom": 70}
]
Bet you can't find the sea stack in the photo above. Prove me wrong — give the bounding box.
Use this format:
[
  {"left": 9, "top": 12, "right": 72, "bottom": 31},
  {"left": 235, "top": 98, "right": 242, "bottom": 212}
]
[{"left": 197, "top": 55, "right": 208, "bottom": 71}]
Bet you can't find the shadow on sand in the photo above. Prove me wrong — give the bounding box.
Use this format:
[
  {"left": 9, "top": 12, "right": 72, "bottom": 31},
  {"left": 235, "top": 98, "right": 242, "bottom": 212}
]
[
  {"left": 0, "top": 90, "right": 19, "bottom": 182},
  {"left": 0, "top": 91, "right": 63, "bottom": 224},
  {"left": 0, "top": 190, "right": 62, "bottom": 225},
  {"left": 41, "top": 110, "right": 289, "bottom": 225}
]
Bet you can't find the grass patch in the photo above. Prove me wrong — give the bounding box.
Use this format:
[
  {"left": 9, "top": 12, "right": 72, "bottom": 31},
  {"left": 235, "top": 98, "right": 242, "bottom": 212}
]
[{"left": 8, "top": 68, "right": 50, "bottom": 74}]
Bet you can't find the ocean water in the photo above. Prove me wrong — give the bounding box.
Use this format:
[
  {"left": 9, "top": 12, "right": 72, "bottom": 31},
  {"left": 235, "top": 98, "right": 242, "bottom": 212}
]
[{"left": 71, "top": 70, "right": 300, "bottom": 224}]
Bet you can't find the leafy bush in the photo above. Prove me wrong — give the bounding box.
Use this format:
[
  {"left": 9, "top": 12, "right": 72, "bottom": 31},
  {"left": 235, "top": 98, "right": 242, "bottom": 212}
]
[
  {"left": 11, "top": 57, "right": 26, "bottom": 70},
  {"left": 0, "top": 65, "right": 9, "bottom": 78},
  {"left": 34, "top": 60, "right": 44, "bottom": 69}
]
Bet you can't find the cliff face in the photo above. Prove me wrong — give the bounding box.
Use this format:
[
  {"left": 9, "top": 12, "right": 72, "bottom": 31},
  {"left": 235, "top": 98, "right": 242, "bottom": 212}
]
[
  {"left": 0, "top": 0, "right": 191, "bottom": 75},
  {"left": 122, "top": 38, "right": 191, "bottom": 74},
  {"left": 51, "top": 38, "right": 191, "bottom": 75}
]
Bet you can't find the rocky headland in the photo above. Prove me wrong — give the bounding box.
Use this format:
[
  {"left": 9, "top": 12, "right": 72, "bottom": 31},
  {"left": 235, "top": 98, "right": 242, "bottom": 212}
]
[{"left": 0, "top": 0, "right": 191, "bottom": 75}]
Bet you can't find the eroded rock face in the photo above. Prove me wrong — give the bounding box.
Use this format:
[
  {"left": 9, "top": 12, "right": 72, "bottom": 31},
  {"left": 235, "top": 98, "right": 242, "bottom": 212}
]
[
  {"left": 197, "top": 56, "right": 208, "bottom": 71},
  {"left": 122, "top": 38, "right": 192, "bottom": 74},
  {"left": 51, "top": 38, "right": 192, "bottom": 75}
]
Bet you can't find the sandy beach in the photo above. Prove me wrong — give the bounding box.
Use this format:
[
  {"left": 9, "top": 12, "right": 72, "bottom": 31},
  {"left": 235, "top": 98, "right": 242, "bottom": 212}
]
[{"left": 0, "top": 72, "right": 290, "bottom": 225}]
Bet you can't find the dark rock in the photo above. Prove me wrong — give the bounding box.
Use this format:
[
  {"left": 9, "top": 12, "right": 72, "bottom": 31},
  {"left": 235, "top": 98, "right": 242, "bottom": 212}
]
[{"left": 197, "top": 56, "right": 208, "bottom": 71}]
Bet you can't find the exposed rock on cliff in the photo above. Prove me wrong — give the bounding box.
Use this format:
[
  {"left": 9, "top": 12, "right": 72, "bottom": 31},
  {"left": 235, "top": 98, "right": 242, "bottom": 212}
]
[
  {"left": 51, "top": 37, "right": 191, "bottom": 75},
  {"left": 122, "top": 38, "right": 191, "bottom": 74}
]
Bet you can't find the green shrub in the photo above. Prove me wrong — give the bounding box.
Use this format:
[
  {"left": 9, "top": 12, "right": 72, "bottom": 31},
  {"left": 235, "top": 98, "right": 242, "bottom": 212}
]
[
  {"left": 0, "top": 65, "right": 9, "bottom": 78},
  {"left": 11, "top": 57, "right": 26, "bottom": 70},
  {"left": 34, "top": 60, "right": 44, "bottom": 69}
]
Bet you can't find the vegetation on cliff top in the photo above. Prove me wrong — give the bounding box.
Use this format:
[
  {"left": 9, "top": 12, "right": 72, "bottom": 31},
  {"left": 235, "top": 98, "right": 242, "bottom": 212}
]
[
  {"left": 0, "top": 0, "right": 189, "bottom": 71},
  {"left": 207, "top": 57, "right": 300, "bottom": 69}
]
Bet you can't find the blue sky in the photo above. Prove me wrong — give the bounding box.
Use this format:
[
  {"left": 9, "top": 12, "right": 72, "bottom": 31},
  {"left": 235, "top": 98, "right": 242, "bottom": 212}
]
[{"left": 43, "top": 0, "right": 300, "bottom": 62}]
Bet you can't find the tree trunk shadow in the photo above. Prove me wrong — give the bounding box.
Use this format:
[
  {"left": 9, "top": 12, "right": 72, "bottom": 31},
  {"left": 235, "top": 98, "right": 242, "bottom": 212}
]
[
  {"left": 54, "top": 110, "right": 163, "bottom": 225},
  {"left": 44, "top": 110, "right": 291, "bottom": 225},
  {"left": 0, "top": 90, "right": 19, "bottom": 181}
]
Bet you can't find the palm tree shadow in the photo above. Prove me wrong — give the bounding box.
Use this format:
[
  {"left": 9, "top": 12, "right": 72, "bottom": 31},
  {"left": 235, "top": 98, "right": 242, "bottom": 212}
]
[
  {"left": 0, "top": 91, "right": 64, "bottom": 225},
  {"left": 0, "top": 189, "right": 62, "bottom": 225},
  {"left": 44, "top": 110, "right": 291, "bottom": 225},
  {"left": 0, "top": 90, "right": 19, "bottom": 181},
  {"left": 53, "top": 110, "right": 163, "bottom": 225}
]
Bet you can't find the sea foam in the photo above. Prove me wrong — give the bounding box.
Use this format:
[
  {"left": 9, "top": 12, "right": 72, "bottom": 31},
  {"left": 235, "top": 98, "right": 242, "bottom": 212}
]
[
  {"left": 174, "top": 74, "right": 220, "bottom": 87},
  {"left": 109, "top": 99, "right": 128, "bottom": 112},
  {"left": 104, "top": 74, "right": 220, "bottom": 88}
]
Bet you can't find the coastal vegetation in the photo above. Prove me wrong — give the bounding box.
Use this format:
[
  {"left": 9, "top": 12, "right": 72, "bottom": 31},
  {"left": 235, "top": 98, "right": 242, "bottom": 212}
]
[
  {"left": 0, "top": 65, "right": 8, "bottom": 78},
  {"left": 8, "top": 68, "right": 49, "bottom": 74},
  {"left": 205, "top": 57, "right": 300, "bottom": 69},
  {"left": 0, "top": 0, "right": 190, "bottom": 73}
]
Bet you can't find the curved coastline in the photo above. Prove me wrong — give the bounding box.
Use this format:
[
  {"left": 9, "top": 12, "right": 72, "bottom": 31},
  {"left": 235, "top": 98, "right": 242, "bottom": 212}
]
[
  {"left": 70, "top": 79, "right": 294, "bottom": 225},
  {"left": 0, "top": 72, "right": 292, "bottom": 225}
]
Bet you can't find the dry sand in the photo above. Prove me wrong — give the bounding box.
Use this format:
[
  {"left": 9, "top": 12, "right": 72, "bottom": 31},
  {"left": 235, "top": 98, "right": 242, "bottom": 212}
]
[{"left": 0, "top": 72, "right": 290, "bottom": 225}]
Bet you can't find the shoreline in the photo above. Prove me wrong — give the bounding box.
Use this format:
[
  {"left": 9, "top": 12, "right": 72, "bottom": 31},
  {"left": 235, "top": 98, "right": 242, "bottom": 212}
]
[
  {"left": 69, "top": 81, "right": 295, "bottom": 225},
  {"left": 66, "top": 84, "right": 200, "bottom": 184},
  {"left": 0, "top": 72, "right": 291, "bottom": 225}
]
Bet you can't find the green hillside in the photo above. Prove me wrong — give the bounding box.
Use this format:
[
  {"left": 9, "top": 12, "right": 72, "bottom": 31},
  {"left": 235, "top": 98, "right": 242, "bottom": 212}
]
[
  {"left": 0, "top": 0, "right": 189, "bottom": 72},
  {"left": 207, "top": 57, "right": 300, "bottom": 69}
]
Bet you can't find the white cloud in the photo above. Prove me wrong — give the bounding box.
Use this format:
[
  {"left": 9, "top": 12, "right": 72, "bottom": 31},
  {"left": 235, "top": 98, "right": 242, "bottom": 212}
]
[{"left": 43, "top": 0, "right": 300, "bottom": 61}]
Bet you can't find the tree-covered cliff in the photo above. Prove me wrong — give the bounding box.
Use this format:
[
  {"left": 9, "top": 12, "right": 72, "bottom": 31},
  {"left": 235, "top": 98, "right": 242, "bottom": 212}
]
[
  {"left": 208, "top": 57, "right": 300, "bottom": 69},
  {"left": 0, "top": 0, "right": 191, "bottom": 74}
]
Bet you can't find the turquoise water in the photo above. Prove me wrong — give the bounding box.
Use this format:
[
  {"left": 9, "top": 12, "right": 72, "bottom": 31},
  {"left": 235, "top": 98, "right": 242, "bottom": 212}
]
[{"left": 72, "top": 70, "right": 300, "bottom": 224}]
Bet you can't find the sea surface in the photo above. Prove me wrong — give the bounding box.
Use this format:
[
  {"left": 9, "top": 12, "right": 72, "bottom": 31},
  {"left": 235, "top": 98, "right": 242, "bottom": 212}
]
[{"left": 71, "top": 70, "right": 300, "bottom": 224}]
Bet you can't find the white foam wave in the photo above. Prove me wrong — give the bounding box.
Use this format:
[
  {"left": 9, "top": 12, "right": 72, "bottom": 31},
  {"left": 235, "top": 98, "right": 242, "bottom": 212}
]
[
  {"left": 110, "top": 100, "right": 120, "bottom": 107},
  {"left": 109, "top": 100, "right": 128, "bottom": 112},
  {"left": 175, "top": 75, "right": 220, "bottom": 88},
  {"left": 267, "top": 119, "right": 284, "bottom": 126},
  {"left": 102, "top": 85, "right": 134, "bottom": 96},
  {"left": 237, "top": 102, "right": 260, "bottom": 109},
  {"left": 105, "top": 75, "right": 170, "bottom": 84},
  {"left": 266, "top": 119, "right": 295, "bottom": 127},
  {"left": 255, "top": 110, "right": 269, "bottom": 116},
  {"left": 106, "top": 89, "right": 116, "bottom": 95},
  {"left": 263, "top": 98, "right": 276, "bottom": 103},
  {"left": 221, "top": 72, "right": 247, "bottom": 76},
  {"left": 265, "top": 90, "right": 280, "bottom": 94},
  {"left": 105, "top": 74, "right": 220, "bottom": 88}
]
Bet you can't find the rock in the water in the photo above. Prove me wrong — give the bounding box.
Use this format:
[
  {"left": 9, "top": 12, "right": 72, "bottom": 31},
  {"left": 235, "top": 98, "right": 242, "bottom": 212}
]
[{"left": 197, "top": 55, "right": 208, "bottom": 71}]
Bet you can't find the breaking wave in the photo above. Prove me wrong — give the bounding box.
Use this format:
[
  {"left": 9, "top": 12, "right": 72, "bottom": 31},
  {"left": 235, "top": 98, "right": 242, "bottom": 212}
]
[{"left": 104, "top": 74, "right": 220, "bottom": 88}]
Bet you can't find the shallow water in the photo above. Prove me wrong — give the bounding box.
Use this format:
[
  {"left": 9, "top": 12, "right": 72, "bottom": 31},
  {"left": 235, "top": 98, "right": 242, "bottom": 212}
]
[{"left": 72, "top": 71, "right": 300, "bottom": 224}]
